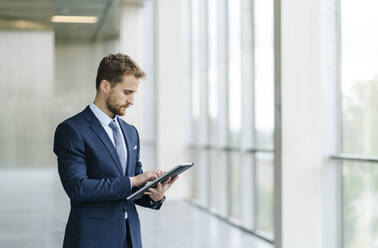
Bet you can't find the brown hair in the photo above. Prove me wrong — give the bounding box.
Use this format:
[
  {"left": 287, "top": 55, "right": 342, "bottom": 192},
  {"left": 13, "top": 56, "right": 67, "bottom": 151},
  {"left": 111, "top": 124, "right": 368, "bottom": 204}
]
[{"left": 96, "top": 53, "right": 145, "bottom": 90}]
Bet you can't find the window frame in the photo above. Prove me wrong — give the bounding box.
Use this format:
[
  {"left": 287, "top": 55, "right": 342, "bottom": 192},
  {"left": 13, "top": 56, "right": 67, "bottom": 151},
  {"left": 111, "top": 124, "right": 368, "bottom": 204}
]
[{"left": 189, "top": 0, "right": 277, "bottom": 244}]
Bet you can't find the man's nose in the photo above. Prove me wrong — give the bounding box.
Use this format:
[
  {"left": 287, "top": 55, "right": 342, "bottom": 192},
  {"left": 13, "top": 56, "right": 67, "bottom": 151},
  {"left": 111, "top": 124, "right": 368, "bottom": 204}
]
[{"left": 127, "top": 95, "right": 134, "bottom": 105}]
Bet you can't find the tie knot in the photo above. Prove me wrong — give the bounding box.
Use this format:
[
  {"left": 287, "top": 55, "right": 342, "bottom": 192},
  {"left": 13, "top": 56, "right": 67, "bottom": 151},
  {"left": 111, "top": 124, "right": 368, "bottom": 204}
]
[{"left": 108, "top": 120, "right": 118, "bottom": 131}]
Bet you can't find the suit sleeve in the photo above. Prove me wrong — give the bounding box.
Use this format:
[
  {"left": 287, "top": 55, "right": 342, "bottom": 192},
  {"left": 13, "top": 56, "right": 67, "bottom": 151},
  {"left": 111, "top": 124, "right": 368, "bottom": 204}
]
[
  {"left": 53, "top": 121, "right": 132, "bottom": 203},
  {"left": 131, "top": 126, "right": 164, "bottom": 210}
]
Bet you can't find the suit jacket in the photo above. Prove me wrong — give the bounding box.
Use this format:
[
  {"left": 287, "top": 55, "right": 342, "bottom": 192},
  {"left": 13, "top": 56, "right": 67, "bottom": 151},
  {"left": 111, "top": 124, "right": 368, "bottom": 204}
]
[{"left": 53, "top": 106, "right": 163, "bottom": 248}]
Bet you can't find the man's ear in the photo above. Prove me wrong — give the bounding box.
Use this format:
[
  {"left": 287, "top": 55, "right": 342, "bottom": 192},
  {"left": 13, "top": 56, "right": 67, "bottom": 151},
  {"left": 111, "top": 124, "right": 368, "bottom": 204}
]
[{"left": 100, "top": 80, "right": 112, "bottom": 94}]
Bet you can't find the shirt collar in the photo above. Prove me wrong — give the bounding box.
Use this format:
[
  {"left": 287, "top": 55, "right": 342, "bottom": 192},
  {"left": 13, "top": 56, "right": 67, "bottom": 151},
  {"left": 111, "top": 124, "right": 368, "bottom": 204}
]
[{"left": 89, "top": 102, "right": 118, "bottom": 127}]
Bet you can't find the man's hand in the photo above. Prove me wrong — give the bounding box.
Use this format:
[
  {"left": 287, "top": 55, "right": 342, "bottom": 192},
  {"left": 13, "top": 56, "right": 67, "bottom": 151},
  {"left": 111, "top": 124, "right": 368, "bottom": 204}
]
[
  {"left": 144, "top": 176, "right": 179, "bottom": 202},
  {"left": 130, "top": 170, "right": 164, "bottom": 187}
]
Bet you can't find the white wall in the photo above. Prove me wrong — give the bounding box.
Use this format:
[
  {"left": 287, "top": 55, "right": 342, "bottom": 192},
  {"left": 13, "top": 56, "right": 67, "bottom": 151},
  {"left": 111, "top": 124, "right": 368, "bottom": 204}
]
[
  {"left": 0, "top": 33, "right": 126, "bottom": 167},
  {"left": 53, "top": 39, "right": 118, "bottom": 123},
  {"left": 118, "top": 1, "right": 157, "bottom": 171},
  {"left": 118, "top": 0, "right": 192, "bottom": 200},
  {"left": 155, "top": 0, "right": 192, "bottom": 200},
  {"left": 280, "top": 0, "right": 339, "bottom": 247},
  {"left": 0, "top": 30, "right": 54, "bottom": 167}
]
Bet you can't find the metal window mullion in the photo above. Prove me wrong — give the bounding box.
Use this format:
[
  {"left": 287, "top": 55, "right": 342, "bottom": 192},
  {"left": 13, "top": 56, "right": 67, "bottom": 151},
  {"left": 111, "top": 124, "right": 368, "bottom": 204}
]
[
  {"left": 331, "top": 154, "right": 378, "bottom": 163},
  {"left": 203, "top": 0, "right": 212, "bottom": 209},
  {"left": 335, "top": 0, "right": 344, "bottom": 245},
  {"left": 273, "top": 0, "right": 282, "bottom": 246},
  {"left": 252, "top": 151, "right": 258, "bottom": 232},
  {"left": 188, "top": 0, "right": 196, "bottom": 202},
  {"left": 250, "top": 0, "right": 258, "bottom": 232}
]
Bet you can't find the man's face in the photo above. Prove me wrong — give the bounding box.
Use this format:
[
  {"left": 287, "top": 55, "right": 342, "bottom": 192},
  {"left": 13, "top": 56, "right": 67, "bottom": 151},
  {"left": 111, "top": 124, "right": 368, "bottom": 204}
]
[{"left": 105, "top": 74, "right": 140, "bottom": 116}]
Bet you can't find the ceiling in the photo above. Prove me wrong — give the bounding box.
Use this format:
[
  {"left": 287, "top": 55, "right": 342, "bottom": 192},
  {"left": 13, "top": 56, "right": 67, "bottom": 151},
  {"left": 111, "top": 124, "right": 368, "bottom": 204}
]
[{"left": 0, "top": 0, "right": 124, "bottom": 41}]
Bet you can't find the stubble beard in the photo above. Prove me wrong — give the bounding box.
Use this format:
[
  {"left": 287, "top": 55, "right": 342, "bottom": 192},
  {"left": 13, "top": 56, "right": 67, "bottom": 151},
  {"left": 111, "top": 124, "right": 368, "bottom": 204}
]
[{"left": 106, "top": 94, "right": 127, "bottom": 116}]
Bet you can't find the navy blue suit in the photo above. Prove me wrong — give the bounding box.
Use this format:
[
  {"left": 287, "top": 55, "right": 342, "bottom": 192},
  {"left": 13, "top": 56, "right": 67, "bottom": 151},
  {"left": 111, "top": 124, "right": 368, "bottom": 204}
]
[{"left": 53, "top": 106, "right": 163, "bottom": 248}]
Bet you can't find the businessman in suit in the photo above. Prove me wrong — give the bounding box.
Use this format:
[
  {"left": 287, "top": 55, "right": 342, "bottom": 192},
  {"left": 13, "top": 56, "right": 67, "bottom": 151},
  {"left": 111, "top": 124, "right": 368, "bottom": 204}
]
[{"left": 53, "top": 53, "right": 178, "bottom": 248}]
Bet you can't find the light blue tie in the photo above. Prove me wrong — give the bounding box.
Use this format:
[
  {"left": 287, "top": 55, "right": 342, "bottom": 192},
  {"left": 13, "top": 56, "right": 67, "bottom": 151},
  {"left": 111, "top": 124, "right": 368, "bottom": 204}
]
[{"left": 109, "top": 120, "right": 127, "bottom": 175}]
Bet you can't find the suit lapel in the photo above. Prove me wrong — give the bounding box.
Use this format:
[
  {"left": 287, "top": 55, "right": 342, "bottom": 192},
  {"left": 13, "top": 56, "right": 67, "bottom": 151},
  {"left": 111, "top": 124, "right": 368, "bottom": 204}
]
[
  {"left": 84, "top": 106, "right": 124, "bottom": 176},
  {"left": 118, "top": 118, "right": 132, "bottom": 177}
]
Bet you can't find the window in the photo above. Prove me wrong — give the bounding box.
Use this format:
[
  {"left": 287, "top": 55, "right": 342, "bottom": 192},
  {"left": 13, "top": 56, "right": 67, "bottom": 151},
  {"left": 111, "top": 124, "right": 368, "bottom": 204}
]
[
  {"left": 228, "top": 0, "right": 242, "bottom": 147},
  {"left": 189, "top": 0, "right": 276, "bottom": 243},
  {"left": 191, "top": 0, "right": 201, "bottom": 145},
  {"left": 254, "top": 0, "right": 274, "bottom": 150},
  {"left": 208, "top": 0, "right": 219, "bottom": 146},
  {"left": 340, "top": 0, "right": 378, "bottom": 247}
]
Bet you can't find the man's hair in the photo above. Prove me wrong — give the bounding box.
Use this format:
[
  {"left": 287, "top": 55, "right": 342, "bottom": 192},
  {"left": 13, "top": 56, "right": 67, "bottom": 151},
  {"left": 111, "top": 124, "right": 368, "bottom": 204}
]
[{"left": 96, "top": 53, "right": 145, "bottom": 90}]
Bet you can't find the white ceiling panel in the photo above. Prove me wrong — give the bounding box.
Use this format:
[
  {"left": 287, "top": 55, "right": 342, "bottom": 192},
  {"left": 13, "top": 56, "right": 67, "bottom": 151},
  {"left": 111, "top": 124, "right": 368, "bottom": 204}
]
[{"left": 0, "top": 0, "right": 120, "bottom": 41}]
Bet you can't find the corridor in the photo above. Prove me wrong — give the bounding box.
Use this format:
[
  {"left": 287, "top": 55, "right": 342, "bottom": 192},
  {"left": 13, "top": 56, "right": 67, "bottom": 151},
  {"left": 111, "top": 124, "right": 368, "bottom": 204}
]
[{"left": 0, "top": 168, "right": 272, "bottom": 248}]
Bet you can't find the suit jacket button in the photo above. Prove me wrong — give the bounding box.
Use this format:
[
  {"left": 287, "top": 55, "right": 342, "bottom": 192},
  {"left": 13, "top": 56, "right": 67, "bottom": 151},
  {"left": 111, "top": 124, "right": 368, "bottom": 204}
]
[{"left": 123, "top": 207, "right": 127, "bottom": 213}]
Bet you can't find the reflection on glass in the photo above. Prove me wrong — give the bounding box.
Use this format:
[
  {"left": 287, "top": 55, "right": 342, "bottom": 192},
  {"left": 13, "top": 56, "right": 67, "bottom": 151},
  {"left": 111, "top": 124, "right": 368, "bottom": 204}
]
[
  {"left": 190, "top": 149, "right": 199, "bottom": 200},
  {"left": 198, "top": 150, "right": 209, "bottom": 206},
  {"left": 341, "top": 0, "right": 378, "bottom": 156},
  {"left": 210, "top": 150, "right": 219, "bottom": 210},
  {"left": 210, "top": 150, "right": 228, "bottom": 216},
  {"left": 254, "top": 0, "right": 274, "bottom": 149},
  {"left": 230, "top": 151, "right": 242, "bottom": 220},
  {"left": 256, "top": 153, "right": 274, "bottom": 238},
  {"left": 140, "top": 144, "right": 155, "bottom": 171},
  {"left": 343, "top": 162, "right": 378, "bottom": 248},
  {"left": 341, "top": 0, "right": 378, "bottom": 94},
  {"left": 228, "top": 0, "right": 241, "bottom": 145},
  {"left": 208, "top": 0, "right": 218, "bottom": 120},
  {"left": 341, "top": 1, "right": 378, "bottom": 247},
  {"left": 240, "top": 153, "right": 255, "bottom": 230},
  {"left": 208, "top": 0, "right": 219, "bottom": 145}
]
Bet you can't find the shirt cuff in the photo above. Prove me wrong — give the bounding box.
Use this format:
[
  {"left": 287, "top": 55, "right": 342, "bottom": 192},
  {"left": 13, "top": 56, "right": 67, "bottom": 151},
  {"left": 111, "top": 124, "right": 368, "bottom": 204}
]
[{"left": 152, "top": 196, "right": 166, "bottom": 208}]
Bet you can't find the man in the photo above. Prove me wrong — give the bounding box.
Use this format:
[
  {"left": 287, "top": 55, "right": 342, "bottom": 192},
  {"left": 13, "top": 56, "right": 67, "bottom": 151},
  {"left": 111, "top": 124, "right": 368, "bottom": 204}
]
[{"left": 53, "top": 53, "right": 177, "bottom": 248}]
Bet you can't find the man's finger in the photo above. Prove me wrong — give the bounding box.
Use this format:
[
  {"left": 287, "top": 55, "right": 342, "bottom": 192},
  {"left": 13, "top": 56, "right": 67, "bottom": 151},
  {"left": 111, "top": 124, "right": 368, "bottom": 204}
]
[
  {"left": 146, "top": 187, "right": 156, "bottom": 195},
  {"left": 147, "top": 171, "right": 159, "bottom": 181},
  {"left": 162, "top": 177, "right": 171, "bottom": 186},
  {"left": 154, "top": 170, "right": 161, "bottom": 178},
  {"left": 168, "top": 176, "right": 178, "bottom": 185}
]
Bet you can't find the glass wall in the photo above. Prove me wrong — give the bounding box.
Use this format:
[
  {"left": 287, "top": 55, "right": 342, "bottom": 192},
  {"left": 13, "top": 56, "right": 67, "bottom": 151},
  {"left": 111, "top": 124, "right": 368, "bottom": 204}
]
[
  {"left": 190, "top": 0, "right": 275, "bottom": 242},
  {"left": 340, "top": 0, "right": 378, "bottom": 247}
]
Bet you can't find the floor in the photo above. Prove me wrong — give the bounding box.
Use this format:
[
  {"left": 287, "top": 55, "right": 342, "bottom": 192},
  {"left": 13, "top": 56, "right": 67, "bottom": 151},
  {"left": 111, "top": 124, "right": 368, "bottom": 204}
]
[{"left": 0, "top": 168, "right": 272, "bottom": 248}]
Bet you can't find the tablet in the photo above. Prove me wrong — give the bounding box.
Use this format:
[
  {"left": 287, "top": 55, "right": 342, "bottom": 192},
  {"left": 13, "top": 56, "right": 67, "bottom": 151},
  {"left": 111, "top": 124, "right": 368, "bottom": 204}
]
[{"left": 126, "top": 162, "right": 194, "bottom": 201}]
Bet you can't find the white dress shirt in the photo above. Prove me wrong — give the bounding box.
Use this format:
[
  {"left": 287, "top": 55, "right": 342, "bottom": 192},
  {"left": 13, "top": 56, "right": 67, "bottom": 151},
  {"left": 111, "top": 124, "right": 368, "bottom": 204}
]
[{"left": 89, "top": 102, "right": 131, "bottom": 219}]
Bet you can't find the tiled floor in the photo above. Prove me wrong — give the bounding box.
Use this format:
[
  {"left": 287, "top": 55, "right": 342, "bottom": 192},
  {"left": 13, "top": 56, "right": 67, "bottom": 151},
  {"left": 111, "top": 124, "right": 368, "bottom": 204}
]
[{"left": 0, "top": 168, "right": 272, "bottom": 248}]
